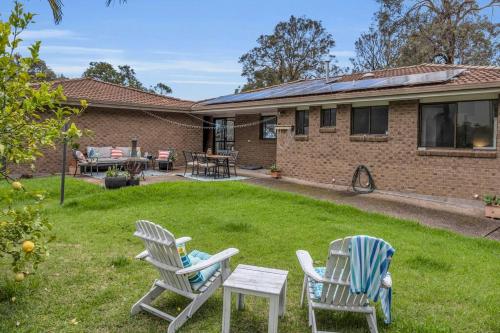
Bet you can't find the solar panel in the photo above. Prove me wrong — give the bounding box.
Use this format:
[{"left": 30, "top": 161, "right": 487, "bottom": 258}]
[{"left": 203, "top": 69, "right": 466, "bottom": 105}]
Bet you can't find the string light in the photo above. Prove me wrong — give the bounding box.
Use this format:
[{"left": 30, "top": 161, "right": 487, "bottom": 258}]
[{"left": 141, "top": 110, "right": 276, "bottom": 130}]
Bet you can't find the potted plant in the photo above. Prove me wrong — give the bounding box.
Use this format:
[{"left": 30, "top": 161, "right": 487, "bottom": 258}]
[
  {"left": 270, "top": 163, "right": 281, "bottom": 179},
  {"left": 483, "top": 194, "right": 500, "bottom": 218},
  {"left": 104, "top": 165, "right": 128, "bottom": 189}
]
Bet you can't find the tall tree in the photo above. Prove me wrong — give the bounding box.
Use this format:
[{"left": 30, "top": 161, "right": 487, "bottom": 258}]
[
  {"left": 352, "top": 0, "right": 499, "bottom": 71},
  {"left": 239, "top": 15, "right": 339, "bottom": 92},
  {"left": 46, "top": 0, "right": 127, "bottom": 24},
  {"left": 151, "top": 82, "right": 173, "bottom": 95},
  {"left": 28, "top": 59, "right": 66, "bottom": 81},
  {"left": 82, "top": 62, "right": 174, "bottom": 94},
  {"left": 82, "top": 61, "right": 144, "bottom": 90}
]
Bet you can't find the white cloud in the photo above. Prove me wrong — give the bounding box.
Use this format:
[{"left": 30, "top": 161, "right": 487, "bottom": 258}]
[
  {"left": 130, "top": 59, "right": 241, "bottom": 74},
  {"left": 170, "top": 80, "right": 243, "bottom": 85},
  {"left": 42, "top": 45, "right": 124, "bottom": 55},
  {"left": 20, "top": 29, "right": 76, "bottom": 40},
  {"left": 50, "top": 64, "right": 88, "bottom": 75},
  {"left": 331, "top": 50, "right": 355, "bottom": 58}
]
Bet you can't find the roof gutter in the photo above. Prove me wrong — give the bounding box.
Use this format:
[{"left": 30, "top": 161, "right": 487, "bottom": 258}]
[{"left": 191, "top": 83, "right": 500, "bottom": 113}]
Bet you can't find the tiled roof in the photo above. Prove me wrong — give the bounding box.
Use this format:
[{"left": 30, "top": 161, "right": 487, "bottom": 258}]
[{"left": 51, "top": 78, "right": 194, "bottom": 110}]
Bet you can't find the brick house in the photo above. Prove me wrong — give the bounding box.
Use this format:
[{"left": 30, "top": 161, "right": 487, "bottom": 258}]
[
  {"left": 21, "top": 64, "right": 500, "bottom": 200},
  {"left": 193, "top": 64, "right": 500, "bottom": 200}
]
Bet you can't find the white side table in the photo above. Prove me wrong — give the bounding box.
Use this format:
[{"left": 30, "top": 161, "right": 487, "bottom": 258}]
[{"left": 222, "top": 264, "right": 288, "bottom": 333}]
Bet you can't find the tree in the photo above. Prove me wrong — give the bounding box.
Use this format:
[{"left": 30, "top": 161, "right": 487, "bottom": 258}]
[
  {"left": 46, "top": 0, "right": 127, "bottom": 24},
  {"left": 28, "top": 59, "right": 66, "bottom": 82},
  {"left": 82, "top": 62, "right": 144, "bottom": 90},
  {"left": 0, "top": 2, "right": 84, "bottom": 280},
  {"left": 151, "top": 82, "right": 172, "bottom": 95},
  {"left": 351, "top": 0, "right": 499, "bottom": 71},
  {"left": 239, "top": 15, "right": 339, "bottom": 92}
]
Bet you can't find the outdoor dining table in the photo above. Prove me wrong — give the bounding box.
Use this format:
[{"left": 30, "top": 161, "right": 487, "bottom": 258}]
[{"left": 207, "top": 154, "right": 231, "bottom": 179}]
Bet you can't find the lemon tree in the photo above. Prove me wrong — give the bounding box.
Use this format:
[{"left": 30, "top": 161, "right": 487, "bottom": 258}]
[{"left": 0, "top": 2, "right": 84, "bottom": 280}]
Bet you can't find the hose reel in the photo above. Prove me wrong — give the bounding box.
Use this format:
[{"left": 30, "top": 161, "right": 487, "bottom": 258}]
[{"left": 351, "top": 165, "right": 375, "bottom": 194}]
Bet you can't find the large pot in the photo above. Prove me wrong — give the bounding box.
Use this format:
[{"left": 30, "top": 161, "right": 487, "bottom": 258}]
[{"left": 104, "top": 176, "right": 127, "bottom": 189}]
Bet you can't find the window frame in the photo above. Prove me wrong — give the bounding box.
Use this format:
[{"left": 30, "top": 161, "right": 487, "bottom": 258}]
[
  {"left": 350, "top": 105, "right": 389, "bottom": 135},
  {"left": 320, "top": 108, "right": 337, "bottom": 128},
  {"left": 295, "top": 110, "right": 309, "bottom": 135},
  {"left": 260, "top": 115, "right": 277, "bottom": 140},
  {"left": 418, "top": 99, "right": 498, "bottom": 150}
]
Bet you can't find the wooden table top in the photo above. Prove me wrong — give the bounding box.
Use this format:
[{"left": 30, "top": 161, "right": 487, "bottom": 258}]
[{"left": 223, "top": 264, "right": 288, "bottom": 295}]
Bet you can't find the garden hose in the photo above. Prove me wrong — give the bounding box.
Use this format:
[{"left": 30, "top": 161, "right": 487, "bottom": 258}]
[{"left": 351, "top": 165, "right": 375, "bottom": 194}]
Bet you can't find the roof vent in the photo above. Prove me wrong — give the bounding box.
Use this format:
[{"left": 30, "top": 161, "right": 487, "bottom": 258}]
[{"left": 362, "top": 72, "right": 375, "bottom": 79}]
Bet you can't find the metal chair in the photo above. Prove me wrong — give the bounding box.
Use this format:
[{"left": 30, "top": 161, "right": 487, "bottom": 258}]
[{"left": 182, "top": 151, "right": 197, "bottom": 176}]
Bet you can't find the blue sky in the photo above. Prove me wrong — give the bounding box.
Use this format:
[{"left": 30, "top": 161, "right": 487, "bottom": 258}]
[{"left": 0, "top": 1, "right": 497, "bottom": 101}]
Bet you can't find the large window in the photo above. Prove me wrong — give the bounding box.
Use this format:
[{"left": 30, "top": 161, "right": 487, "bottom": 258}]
[
  {"left": 296, "top": 110, "right": 309, "bottom": 135},
  {"left": 419, "top": 100, "right": 497, "bottom": 148},
  {"left": 351, "top": 106, "right": 388, "bottom": 135},
  {"left": 260, "top": 116, "right": 277, "bottom": 140},
  {"left": 320, "top": 108, "right": 336, "bottom": 127}
]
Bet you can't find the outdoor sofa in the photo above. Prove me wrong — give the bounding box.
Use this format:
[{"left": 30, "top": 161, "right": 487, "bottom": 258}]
[{"left": 73, "top": 146, "right": 148, "bottom": 175}]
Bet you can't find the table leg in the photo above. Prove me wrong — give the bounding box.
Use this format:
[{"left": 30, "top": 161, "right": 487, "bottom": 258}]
[
  {"left": 268, "top": 295, "right": 279, "bottom": 333},
  {"left": 279, "top": 280, "right": 287, "bottom": 317},
  {"left": 222, "top": 288, "right": 232, "bottom": 333},
  {"left": 237, "top": 293, "right": 245, "bottom": 310}
]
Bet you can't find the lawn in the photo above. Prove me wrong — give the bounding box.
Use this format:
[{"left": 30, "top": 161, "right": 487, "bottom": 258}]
[{"left": 0, "top": 177, "right": 499, "bottom": 333}]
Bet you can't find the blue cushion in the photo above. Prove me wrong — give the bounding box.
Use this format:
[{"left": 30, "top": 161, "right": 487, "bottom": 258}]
[
  {"left": 312, "top": 267, "right": 326, "bottom": 299},
  {"left": 188, "top": 250, "right": 220, "bottom": 291},
  {"left": 177, "top": 243, "right": 204, "bottom": 285}
]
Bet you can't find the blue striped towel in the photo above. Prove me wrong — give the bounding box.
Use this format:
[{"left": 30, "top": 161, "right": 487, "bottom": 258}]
[{"left": 349, "top": 235, "right": 395, "bottom": 324}]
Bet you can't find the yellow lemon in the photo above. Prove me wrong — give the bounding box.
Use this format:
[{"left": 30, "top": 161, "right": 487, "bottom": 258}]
[
  {"left": 14, "top": 272, "right": 25, "bottom": 282},
  {"left": 22, "top": 241, "right": 35, "bottom": 253},
  {"left": 11, "top": 181, "right": 23, "bottom": 190}
]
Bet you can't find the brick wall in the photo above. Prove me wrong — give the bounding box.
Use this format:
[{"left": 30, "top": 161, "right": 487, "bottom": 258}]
[
  {"left": 234, "top": 114, "right": 276, "bottom": 168},
  {"left": 277, "top": 100, "right": 500, "bottom": 199},
  {"left": 11, "top": 107, "right": 202, "bottom": 175}
]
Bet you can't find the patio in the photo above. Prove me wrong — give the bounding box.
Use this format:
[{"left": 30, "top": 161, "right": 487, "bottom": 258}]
[{"left": 1, "top": 177, "right": 498, "bottom": 332}]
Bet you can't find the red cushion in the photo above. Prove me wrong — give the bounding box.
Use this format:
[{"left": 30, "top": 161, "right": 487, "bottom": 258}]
[
  {"left": 158, "top": 150, "right": 170, "bottom": 160},
  {"left": 111, "top": 149, "right": 123, "bottom": 159}
]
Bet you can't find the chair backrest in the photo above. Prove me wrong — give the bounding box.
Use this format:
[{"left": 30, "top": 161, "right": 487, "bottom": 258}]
[
  {"left": 319, "top": 236, "right": 368, "bottom": 307},
  {"left": 183, "top": 151, "right": 194, "bottom": 163},
  {"left": 195, "top": 152, "right": 208, "bottom": 163},
  {"left": 134, "top": 220, "right": 193, "bottom": 293},
  {"left": 229, "top": 150, "right": 239, "bottom": 163}
]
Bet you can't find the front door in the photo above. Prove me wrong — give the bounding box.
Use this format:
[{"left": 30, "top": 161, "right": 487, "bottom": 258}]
[{"left": 213, "top": 118, "right": 235, "bottom": 153}]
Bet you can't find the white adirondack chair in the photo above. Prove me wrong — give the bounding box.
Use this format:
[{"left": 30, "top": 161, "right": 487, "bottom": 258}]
[
  {"left": 131, "top": 220, "right": 239, "bottom": 333},
  {"left": 296, "top": 236, "right": 378, "bottom": 333}
]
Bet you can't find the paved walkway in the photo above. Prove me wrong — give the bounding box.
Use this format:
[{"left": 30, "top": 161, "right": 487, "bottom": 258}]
[{"left": 244, "top": 177, "right": 500, "bottom": 241}]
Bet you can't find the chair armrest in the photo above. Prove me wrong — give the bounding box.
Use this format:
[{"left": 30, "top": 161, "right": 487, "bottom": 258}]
[
  {"left": 135, "top": 250, "right": 149, "bottom": 260},
  {"left": 176, "top": 248, "right": 239, "bottom": 275},
  {"left": 296, "top": 250, "right": 325, "bottom": 282},
  {"left": 175, "top": 237, "right": 192, "bottom": 245}
]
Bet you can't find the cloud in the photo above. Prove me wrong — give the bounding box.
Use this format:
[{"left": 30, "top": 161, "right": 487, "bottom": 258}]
[
  {"left": 42, "top": 45, "right": 124, "bottom": 55},
  {"left": 49, "top": 64, "right": 88, "bottom": 75},
  {"left": 331, "top": 50, "right": 355, "bottom": 58},
  {"left": 130, "top": 59, "right": 241, "bottom": 74},
  {"left": 170, "top": 80, "right": 243, "bottom": 85},
  {"left": 20, "top": 29, "right": 76, "bottom": 40}
]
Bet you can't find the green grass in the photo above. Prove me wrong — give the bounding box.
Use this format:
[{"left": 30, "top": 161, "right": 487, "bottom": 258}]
[{"left": 0, "top": 177, "right": 499, "bottom": 333}]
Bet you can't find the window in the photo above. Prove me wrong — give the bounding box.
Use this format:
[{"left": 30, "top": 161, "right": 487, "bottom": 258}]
[
  {"left": 260, "top": 116, "right": 277, "bottom": 140},
  {"left": 419, "top": 100, "right": 497, "bottom": 148},
  {"left": 320, "top": 108, "right": 336, "bottom": 127},
  {"left": 295, "top": 110, "right": 309, "bottom": 135},
  {"left": 351, "top": 106, "right": 388, "bottom": 135}
]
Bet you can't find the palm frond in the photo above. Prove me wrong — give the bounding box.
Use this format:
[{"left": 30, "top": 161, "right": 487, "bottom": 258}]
[
  {"left": 47, "top": 0, "right": 63, "bottom": 24},
  {"left": 105, "top": 0, "right": 128, "bottom": 6}
]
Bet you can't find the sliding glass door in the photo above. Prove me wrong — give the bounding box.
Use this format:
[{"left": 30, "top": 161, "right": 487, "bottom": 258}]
[{"left": 214, "top": 118, "right": 235, "bottom": 153}]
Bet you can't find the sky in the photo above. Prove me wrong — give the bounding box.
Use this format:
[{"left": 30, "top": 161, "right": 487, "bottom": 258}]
[{"left": 0, "top": 1, "right": 497, "bottom": 101}]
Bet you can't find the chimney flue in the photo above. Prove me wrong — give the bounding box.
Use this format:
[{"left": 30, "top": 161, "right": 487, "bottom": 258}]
[{"left": 324, "top": 60, "right": 331, "bottom": 81}]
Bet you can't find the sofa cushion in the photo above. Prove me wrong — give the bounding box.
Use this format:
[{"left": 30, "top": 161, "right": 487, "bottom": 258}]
[
  {"left": 111, "top": 149, "right": 124, "bottom": 159},
  {"left": 158, "top": 150, "right": 170, "bottom": 160},
  {"left": 87, "top": 146, "right": 112, "bottom": 158}
]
